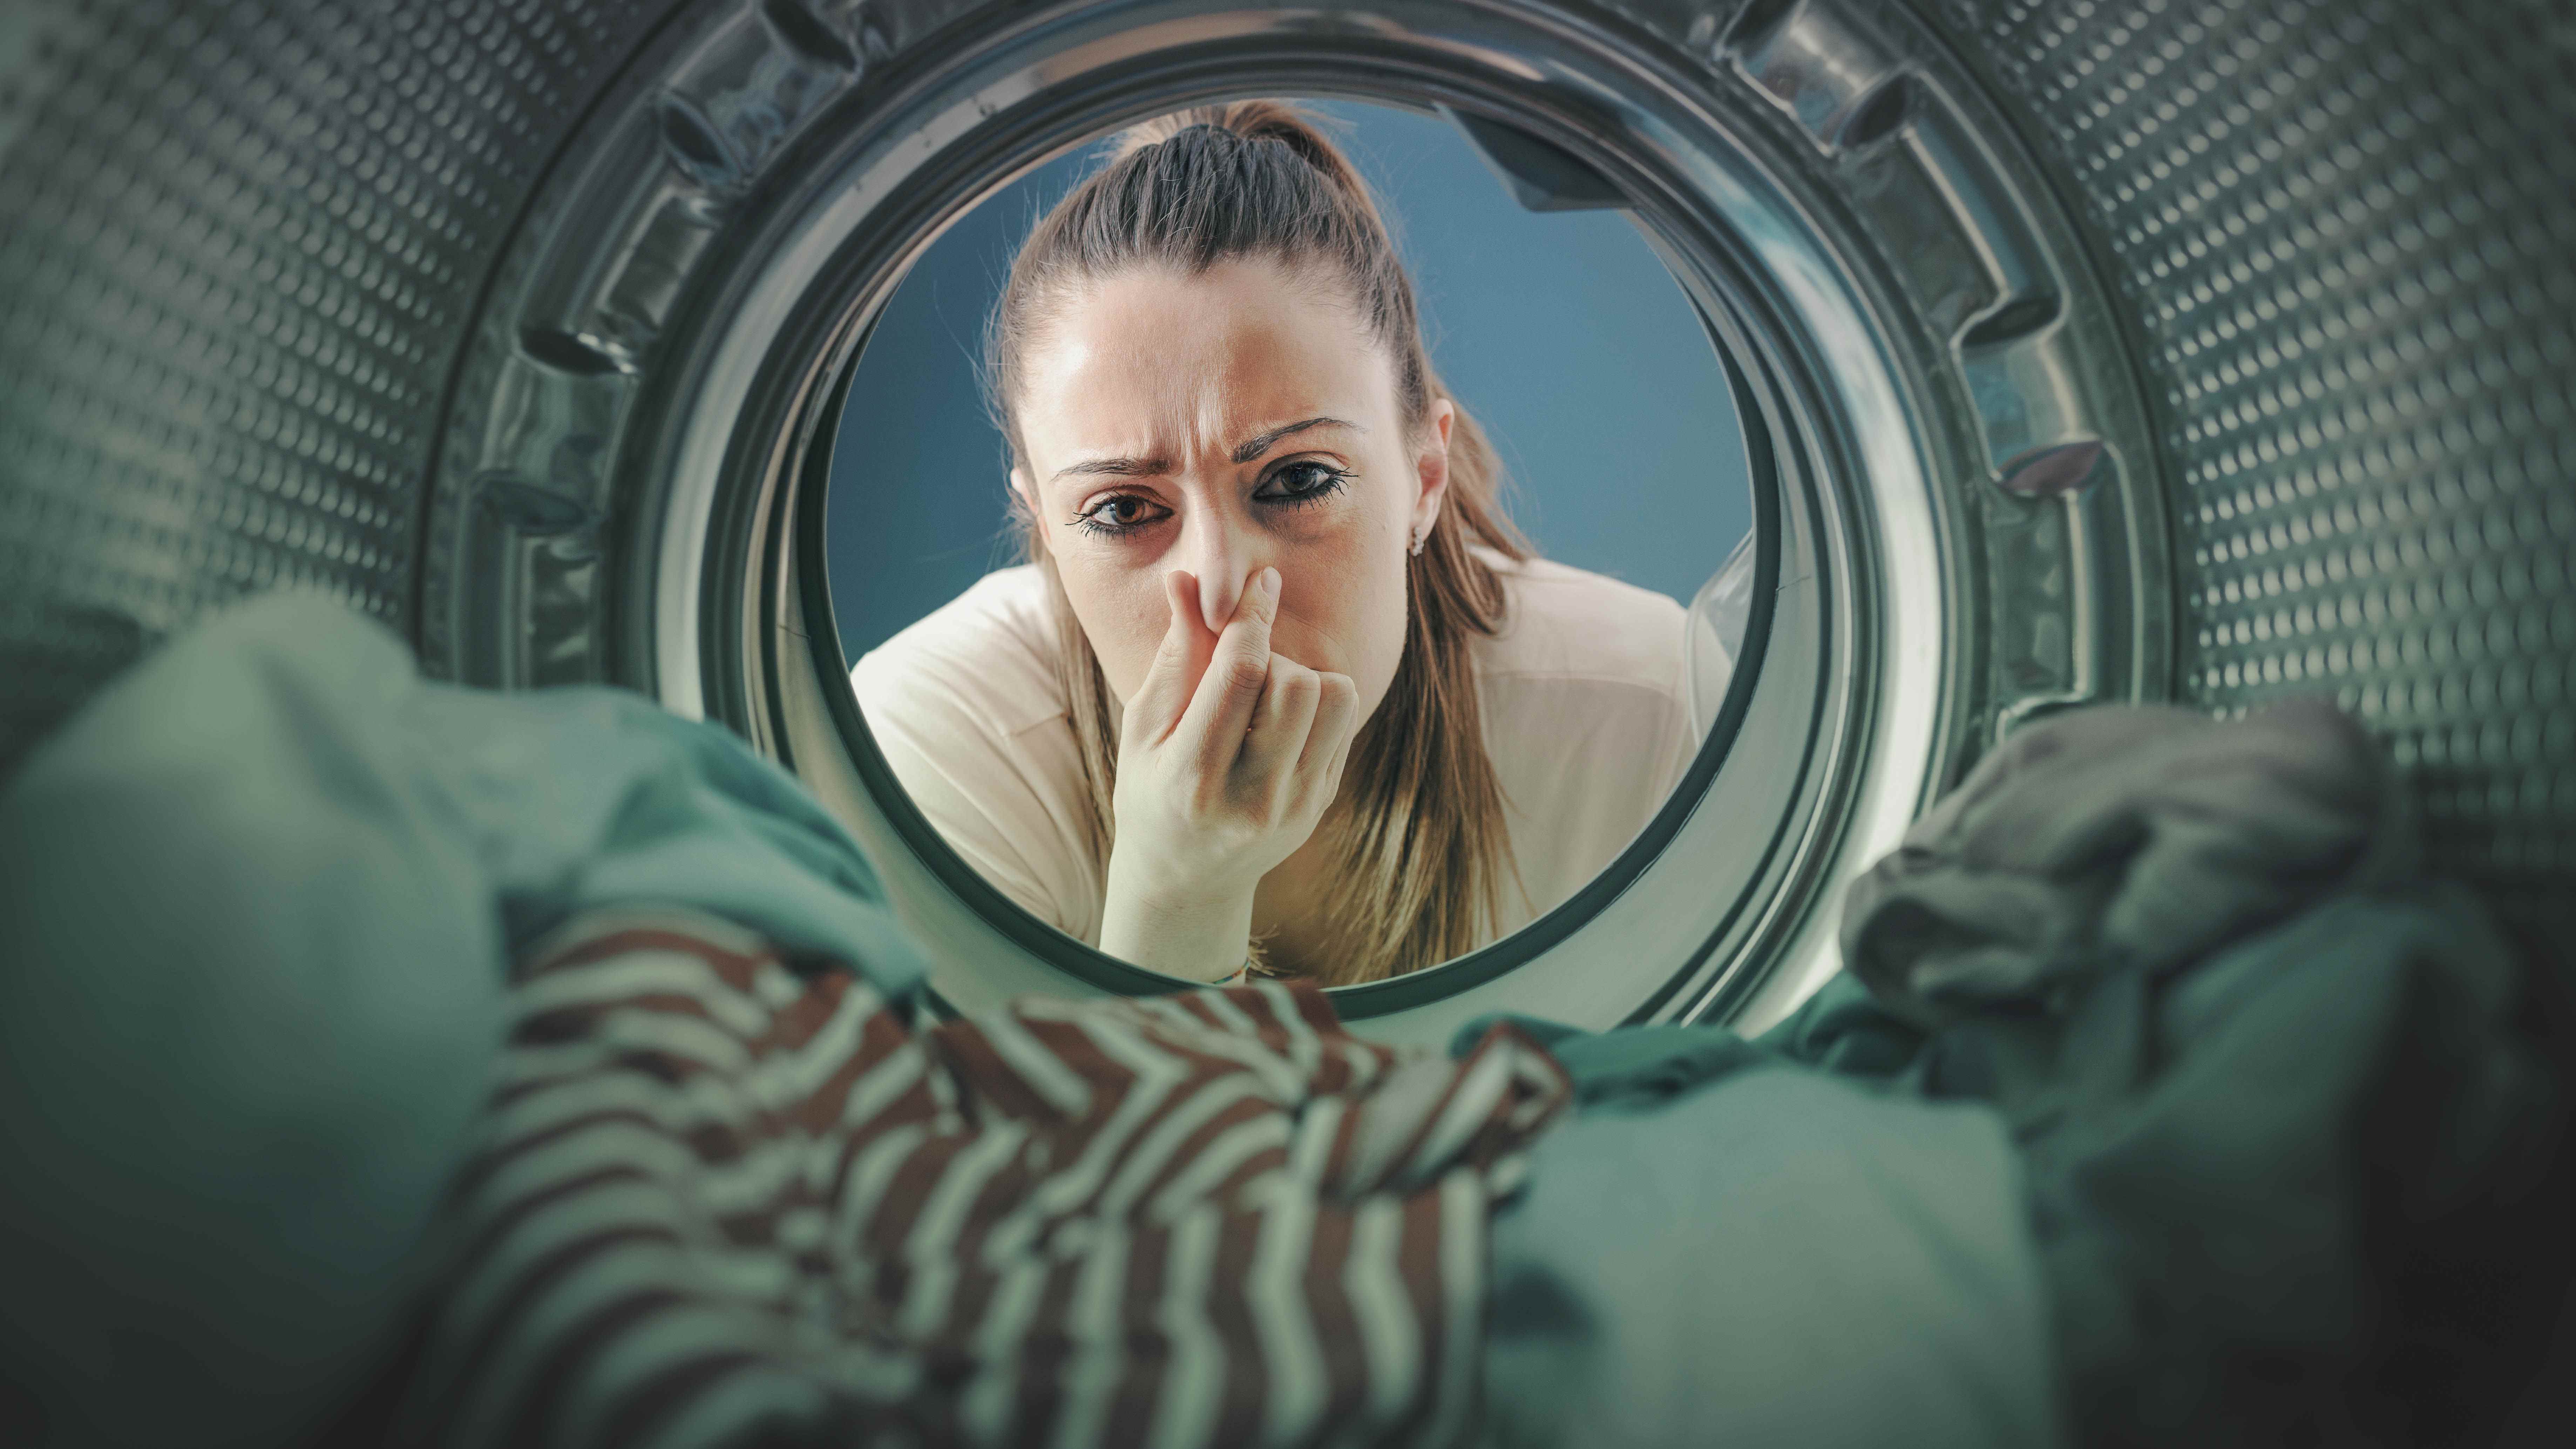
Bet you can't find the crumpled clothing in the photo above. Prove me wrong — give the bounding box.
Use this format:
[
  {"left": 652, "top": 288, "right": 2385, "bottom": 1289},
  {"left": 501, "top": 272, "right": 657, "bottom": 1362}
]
[
  {"left": 1841, "top": 699, "right": 2417, "bottom": 1017},
  {"left": 1464, "top": 700, "right": 2556, "bottom": 1449},
  {"left": 1480, "top": 1062, "right": 2058, "bottom": 1449},
  {"left": 2009, "top": 881, "right": 2555, "bottom": 1446},
  {"left": 0, "top": 592, "right": 924, "bottom": 1449},
  {"left": 391, "top": 907, "right": 1568, "bottom": 1449},
  {"left": 1478, "top": 971, "right": 1925, "bottom": 1113},
  {"left": 1459, "top": 975, "right": 2058, "bottom": 1449},
  {"left": 1828, "top": 701, "right": 2555, "bottom": 1443},
  {"left": 1469, "top": 1015, "right": 1778, "bottom": 1111}
]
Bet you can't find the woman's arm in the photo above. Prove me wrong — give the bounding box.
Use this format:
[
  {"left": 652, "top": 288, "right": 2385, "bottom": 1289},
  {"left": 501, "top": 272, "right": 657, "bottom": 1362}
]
[
  {"left": 851, "top": 612, "right": 1100, "bottom": 940},
  {"left": 1098, "top": 568, "right": 1358, "bottom": 980}
]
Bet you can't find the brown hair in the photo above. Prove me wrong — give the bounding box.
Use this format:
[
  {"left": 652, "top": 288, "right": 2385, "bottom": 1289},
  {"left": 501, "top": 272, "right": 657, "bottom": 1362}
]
[{"left": 985, "top": 100, "right": 1533, "bottom": 985}]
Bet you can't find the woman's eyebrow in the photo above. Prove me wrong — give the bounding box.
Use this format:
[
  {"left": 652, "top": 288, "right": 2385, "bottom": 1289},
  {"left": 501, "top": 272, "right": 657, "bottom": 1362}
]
[
  {"left": 1051, "top": 455, "right": 1171, "bottom": 483},
  {"left": 1050, "top": 417, "right": 1361, "bottom": 483},
  {"left": 1230, "top": 415, "right": 1358, "bottom": 463}
]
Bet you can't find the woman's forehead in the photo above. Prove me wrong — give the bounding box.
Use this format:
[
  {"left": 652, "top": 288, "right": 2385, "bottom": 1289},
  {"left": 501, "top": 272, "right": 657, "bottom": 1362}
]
[{"left": 1016, "top": 261, "right": 1394, "bottom": 466}]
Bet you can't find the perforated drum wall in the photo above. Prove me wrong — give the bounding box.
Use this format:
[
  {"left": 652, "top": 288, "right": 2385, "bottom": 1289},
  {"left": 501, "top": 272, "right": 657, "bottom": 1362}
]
[
  {"left": 1952, "top": 0, "right": 2576, "bottom": 937},
  {"left": 0, "top": 0, "right": 660, "bottom": 756}
]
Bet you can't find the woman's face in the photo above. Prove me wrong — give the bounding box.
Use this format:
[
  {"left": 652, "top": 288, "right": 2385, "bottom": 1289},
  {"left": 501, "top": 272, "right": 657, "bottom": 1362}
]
[{"left": 1010, "top": 258, "right": 1450, "bottom": 722}]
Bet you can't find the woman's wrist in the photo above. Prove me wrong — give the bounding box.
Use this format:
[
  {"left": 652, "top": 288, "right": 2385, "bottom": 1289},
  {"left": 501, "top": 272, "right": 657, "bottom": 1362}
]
[{"left": 1098, "top": 860, "right": 1257, "bottom": 982}]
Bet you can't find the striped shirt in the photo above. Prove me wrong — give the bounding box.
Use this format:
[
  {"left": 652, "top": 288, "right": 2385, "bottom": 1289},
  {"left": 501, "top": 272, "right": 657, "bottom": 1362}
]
[{"left": 392, "top": 905, "right": 1572, "bottom": 1448}]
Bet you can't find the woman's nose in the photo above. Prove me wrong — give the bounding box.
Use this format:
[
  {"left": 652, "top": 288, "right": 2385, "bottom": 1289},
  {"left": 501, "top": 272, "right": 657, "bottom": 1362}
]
[{"left": 1177, "top": 510, "right": 1267, "bottom": 634}]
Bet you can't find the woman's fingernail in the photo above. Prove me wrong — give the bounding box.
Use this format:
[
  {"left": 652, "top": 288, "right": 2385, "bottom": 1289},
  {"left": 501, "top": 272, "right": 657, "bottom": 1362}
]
[{"left": 1261, "top": 567, "right": 1281, "bottom": 598}]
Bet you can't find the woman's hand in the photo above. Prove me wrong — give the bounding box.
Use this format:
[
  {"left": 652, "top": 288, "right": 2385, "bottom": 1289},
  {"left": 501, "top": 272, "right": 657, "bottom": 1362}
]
[{"left": 1099, "top": 567, "right": 1360, "bottom": 980}]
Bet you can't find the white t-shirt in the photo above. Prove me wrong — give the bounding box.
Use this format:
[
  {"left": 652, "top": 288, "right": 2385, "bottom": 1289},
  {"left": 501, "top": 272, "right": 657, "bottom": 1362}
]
[{"left": 850, "top": 556, "right": 1701, "bottom": 948}]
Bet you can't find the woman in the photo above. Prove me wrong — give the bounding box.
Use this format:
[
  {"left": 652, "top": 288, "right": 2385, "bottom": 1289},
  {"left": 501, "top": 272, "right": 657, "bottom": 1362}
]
[{"left": 854, "top": 102, "right": 1701, "bottom": 985}]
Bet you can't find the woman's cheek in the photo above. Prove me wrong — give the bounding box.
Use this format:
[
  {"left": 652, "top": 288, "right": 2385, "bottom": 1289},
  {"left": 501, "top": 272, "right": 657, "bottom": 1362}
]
[
  {"left": 1063, "top": 557, "right": 1166, "bottom": 703},
  {"left": 1271, "top": 567, "right": 1358, "bottom": 673},
  {"left": 1275, "top": 531, "right": 1401, "bottom": 702}
]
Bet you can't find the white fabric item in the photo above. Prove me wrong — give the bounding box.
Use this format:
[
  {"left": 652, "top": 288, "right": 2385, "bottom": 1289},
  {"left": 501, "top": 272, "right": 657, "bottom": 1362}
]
[{"left": 851, "top": 556, "right": 1704, "bottom": 949}]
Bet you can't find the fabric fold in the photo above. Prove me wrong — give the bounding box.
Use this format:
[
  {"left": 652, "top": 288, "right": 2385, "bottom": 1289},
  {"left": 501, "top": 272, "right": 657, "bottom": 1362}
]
[
  {"left": 1831, "top": 702, "right": 2556, "bottom": 1445},
  {"left": 0, "top": 592, "right": 927, "bottom": 1449},
  {"left": 1467, "top": 700, "right": 2555, "bottom": 1449},
  {"left": 1842, "top": 699, "right": 2417, "bottom": 1016},
  {"left": 394, "top": 909, "right": 1569, "bottom": 1449}
]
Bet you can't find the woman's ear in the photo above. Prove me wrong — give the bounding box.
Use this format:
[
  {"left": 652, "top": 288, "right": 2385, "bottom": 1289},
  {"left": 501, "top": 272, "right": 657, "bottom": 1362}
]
[
  {"left": 1009, "top": 465, "right": 1039, "bottom": 523},
  {"left": 1411, "top": 398, "right": 1455, "bottom": 541},
  {"left": 1008, "top": 465, "right": 1058, "bottom": 560}
]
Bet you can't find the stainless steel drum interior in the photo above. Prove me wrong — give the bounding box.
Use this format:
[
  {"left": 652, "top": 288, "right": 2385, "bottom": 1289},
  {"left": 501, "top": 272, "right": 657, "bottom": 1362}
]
[{"left": 2, "top": 0, "right": 2569, "bottom": 1037}]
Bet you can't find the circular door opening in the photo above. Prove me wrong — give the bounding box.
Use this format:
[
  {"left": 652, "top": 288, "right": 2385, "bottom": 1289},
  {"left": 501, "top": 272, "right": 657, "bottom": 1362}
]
[
  {"left": 820, "top": 96, "right": 1764, "bottom": 1003},
  {"left": 731, "top": 45, "right": 1860, "bottom": 1038},
  {"left": 404, "top": 0, "right": 2167, "bottom": 1040}
]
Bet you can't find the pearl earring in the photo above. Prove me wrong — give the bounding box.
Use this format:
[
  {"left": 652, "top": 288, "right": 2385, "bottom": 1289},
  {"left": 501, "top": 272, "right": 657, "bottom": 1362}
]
[{"left": 1408, "top": 523, "right": 1428, "bottom": 556}]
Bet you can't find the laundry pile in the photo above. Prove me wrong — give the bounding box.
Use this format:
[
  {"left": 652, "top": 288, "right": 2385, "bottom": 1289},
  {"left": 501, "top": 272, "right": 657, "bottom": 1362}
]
[
  {"left": 1833, "top": 700, "right": 2557, "bottom": 1445},
  {"left": 395, "top": 909, "right": 1565, "bottom": 1449},
  {"left": 1471, "top": 699, "right": 2560, "bottom": 1447},
  {"left": 0, "top": 594, "right": 2559, "bottom": 1449}
]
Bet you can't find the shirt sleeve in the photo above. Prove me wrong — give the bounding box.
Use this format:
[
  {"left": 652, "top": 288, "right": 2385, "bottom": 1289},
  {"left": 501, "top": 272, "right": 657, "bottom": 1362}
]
[
  {"left": 1474, "top": 560, "right": 1703, "bottom": 929},
  {"left": 850, "top": 651, "right": 1099, "bottom": 942}
]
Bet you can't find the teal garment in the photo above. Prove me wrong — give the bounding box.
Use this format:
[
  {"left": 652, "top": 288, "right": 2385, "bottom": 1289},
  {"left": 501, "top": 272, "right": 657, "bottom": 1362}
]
[
  {"left": 1833, "top": 699, "right": 2553, "bottom": 1443},
  {"left": 1463, "top": 698, "right": 2553, "bottom": 1448},
  {"left": 1469, "top": 887, "right": 2547, "bottom": 1449},
  {"left": 0, "top": 593, "right": 924, "bottom": 1449},
  {"left": 1755, "top": 967, "right": 1930, "bottom": 1080},
  {"left": 1475, "top": 1014, "right": 1779, "bottom": 1109},
  {"left": 1482, "top": 1064, "right": 2061, "bottom": 1449},
  {"left": 1839, "top": 698, "right": 2418, "bottom": 1018},
  {"left": 1466, "top": 971, "right": 1927, "bottom": 1111},
  {"left": 2009, "top": 883, "right": 2551, "bottom": 1445},
  {"left": 1465, "top": 984, "right": 2058, "bottom": 1449}
]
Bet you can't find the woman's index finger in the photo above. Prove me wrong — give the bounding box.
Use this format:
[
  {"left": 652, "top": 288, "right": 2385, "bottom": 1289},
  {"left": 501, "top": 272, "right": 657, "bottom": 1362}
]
[
  {"left": 1127, "top": 569, "right": 1214, "bottom": 738},
  {"left": 1228, "top": 567, "right": 1279, "bottom": 652},
  {"left": 1177, "top": 567, "right": 1282, "bottom": 753}
]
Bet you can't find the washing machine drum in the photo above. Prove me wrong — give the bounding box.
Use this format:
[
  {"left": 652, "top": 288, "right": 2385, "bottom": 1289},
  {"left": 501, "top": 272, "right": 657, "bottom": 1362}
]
[{"left": 2, "top": 0, "right": 2570, "bottom": 1036}]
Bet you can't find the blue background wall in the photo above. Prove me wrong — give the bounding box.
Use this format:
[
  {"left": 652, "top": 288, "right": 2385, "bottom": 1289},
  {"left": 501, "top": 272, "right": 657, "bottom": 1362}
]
[{"left": 825, "top": 101, "right": 1749, "bottom": 662}]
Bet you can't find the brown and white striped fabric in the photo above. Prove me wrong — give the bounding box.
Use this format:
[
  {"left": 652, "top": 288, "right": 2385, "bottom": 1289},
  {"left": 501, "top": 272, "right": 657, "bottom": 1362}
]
[{"left": 392, "top": 906, "right": 1571, "bottom": 1449}]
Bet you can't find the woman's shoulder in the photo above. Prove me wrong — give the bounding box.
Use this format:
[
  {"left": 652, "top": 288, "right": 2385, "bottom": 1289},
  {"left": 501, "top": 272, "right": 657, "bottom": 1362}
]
[
  {"left": 1477, "top": 553, "right": 1689, "bottom": 697},
  {"left": 848, "top": 565, "right": 1067, "bottom": 738},
  {"left": 843, "top": 566, "right": 1099, "bottom": 941},
  {"left": 1469, "top": 555, "right": 1697, "bottom": 927}
]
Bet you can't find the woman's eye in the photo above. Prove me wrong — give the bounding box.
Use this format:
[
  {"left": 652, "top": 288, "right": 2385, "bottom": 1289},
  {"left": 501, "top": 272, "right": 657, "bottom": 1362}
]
[
  {"left": 1073, "top": 494, "right": 1170, "bottom": 536},
  {"left": 1256, "top": 461, "right": 1351, "bottom": 506}
]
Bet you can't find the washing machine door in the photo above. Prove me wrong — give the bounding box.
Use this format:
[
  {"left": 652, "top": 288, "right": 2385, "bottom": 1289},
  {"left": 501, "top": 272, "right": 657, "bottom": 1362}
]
[{"left": 3, "top": 0, "right": 2570, "bottom": 1040}]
